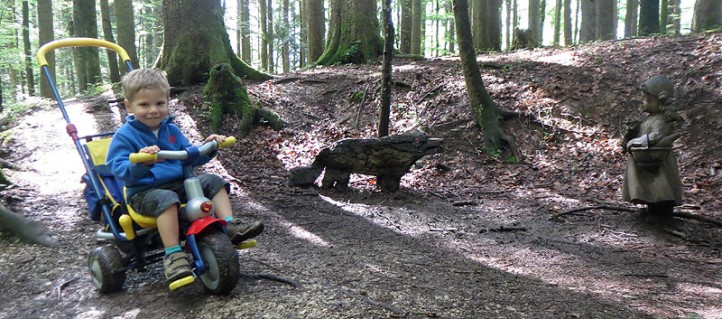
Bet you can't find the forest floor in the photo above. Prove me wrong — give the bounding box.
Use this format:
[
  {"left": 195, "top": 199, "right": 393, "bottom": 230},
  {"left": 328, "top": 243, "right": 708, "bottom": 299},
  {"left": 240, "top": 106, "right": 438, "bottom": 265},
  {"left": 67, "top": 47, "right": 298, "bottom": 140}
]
[{"left": 1, "top": 31, "right": 721, "bottom": 319}]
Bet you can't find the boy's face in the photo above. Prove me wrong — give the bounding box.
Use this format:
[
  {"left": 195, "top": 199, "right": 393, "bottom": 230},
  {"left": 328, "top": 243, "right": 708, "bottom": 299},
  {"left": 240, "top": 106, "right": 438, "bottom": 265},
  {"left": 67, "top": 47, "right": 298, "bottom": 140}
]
[{"left": 124, "top": 88, "right": 169, "bottom": 131}]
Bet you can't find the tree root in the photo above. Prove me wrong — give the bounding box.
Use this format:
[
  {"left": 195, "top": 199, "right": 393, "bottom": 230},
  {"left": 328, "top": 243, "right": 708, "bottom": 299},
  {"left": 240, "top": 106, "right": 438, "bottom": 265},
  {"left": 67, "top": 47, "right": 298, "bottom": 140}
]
[{"left": 550, "top": 204, "right": 722, "bottom": 227}]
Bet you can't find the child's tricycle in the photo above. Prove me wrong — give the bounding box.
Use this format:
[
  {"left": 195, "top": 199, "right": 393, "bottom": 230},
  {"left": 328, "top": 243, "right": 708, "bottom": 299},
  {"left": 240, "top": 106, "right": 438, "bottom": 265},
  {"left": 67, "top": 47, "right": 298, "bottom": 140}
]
[{"left": 36, "top": 38, "right": 255, "bottom": 294}]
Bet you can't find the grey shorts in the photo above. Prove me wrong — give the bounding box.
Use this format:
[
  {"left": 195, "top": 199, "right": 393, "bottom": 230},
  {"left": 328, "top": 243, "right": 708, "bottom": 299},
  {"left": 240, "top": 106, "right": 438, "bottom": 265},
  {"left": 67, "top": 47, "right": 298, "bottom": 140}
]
[{"left": 128, "top": 174, "right": 230, "bottom": 217}]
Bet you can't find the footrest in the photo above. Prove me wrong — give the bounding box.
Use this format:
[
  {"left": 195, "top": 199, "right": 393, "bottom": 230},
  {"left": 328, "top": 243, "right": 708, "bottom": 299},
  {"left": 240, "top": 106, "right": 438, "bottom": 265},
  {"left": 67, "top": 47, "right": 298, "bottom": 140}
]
[
  {"left": 168, "top": 275, "right": 195, "bottom": 291},
  {"left": 236, "top": 239, "right": 257, "bottom": 250}
]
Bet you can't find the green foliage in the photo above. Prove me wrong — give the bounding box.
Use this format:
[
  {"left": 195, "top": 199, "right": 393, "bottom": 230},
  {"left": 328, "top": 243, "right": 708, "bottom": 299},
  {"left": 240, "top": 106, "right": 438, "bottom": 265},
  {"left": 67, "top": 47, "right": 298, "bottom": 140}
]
[{"left": 349, "top": 91, "right": 364, "bottom": 103}]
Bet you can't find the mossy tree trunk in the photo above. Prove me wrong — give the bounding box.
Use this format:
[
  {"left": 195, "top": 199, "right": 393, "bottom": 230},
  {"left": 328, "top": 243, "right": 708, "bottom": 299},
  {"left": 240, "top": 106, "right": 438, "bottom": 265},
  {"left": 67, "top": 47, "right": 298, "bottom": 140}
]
[
  {"left": 452, "top": 0, "right": 516, "bottom": 158},
  {"left": 157, "top": 0, "right": 270, "bottom": 86},
  {"left": 316, "top": 0, "right": 382, "bottom": 65},
  {"left": 158, "top": 0, "right": 276, "bottom": 135},
  {"left": 204, "top": 64, "right": 283, "bottom": 136}
]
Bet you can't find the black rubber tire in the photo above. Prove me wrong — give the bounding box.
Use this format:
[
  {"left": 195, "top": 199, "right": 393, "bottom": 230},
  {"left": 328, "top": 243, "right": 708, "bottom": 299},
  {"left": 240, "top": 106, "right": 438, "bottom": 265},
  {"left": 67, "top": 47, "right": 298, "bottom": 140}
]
[
  {"left": 197, "top": 231, "right": 240, "bottom": 295},
  {"left": 88, "top": 245, "right": 126, "bottom": 294}
]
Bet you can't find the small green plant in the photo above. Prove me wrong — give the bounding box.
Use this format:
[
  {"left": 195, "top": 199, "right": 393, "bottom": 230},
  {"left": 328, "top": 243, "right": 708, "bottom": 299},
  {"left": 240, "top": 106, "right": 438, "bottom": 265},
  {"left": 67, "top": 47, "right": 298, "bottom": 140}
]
[{"left": 349, "top": 91, "right": 364, "bottom": 103}]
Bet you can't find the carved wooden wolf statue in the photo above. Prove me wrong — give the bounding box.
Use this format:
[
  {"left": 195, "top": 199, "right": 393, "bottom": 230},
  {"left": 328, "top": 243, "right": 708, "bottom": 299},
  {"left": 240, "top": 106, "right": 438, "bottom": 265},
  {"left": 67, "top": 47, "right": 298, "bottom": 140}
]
[{"left": 288, "top": 131, "right": 443, "bottom": 192}]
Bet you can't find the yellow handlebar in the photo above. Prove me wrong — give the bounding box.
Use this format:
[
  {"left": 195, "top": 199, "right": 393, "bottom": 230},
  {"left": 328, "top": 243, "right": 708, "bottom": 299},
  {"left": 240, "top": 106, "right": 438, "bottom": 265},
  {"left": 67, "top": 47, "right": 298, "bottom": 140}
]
[
  {"left": 129, "top": 153, "right": 158, "bottom": 164},
  {"left": 219, "top": 136, "right": 237, "bottom": 148},
  {"left": 37, "top": 38, "right": 131, "bottom": 67}
]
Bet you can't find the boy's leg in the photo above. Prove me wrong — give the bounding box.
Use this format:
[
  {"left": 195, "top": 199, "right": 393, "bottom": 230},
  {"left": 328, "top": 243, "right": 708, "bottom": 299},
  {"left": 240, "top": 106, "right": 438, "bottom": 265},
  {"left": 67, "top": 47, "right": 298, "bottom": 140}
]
[
  {"left": 198, "top": 174, "right": 264, "bottom": 244},
  {"left": 131, "top": 188, "right": 192, "bottom": 282},
  {"left": 211, "top": 187, "right": 264, "bottom": 244}
]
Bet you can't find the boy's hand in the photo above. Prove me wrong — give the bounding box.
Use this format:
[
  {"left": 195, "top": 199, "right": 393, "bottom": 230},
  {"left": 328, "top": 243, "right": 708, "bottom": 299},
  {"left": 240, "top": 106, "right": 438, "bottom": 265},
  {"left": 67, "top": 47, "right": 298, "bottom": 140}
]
[
  {"left": 204, "top": 134, "right": 226, "bottom": 144},
  {"left": 139, "top": 145, "right": 163, "bottom": 165}
]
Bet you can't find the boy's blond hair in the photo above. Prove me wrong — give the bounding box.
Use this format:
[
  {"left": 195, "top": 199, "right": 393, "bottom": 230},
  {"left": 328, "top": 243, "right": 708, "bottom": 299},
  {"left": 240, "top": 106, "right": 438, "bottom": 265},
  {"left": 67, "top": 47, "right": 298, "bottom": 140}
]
[{"left": 121, "top": 68, "right": 170, "bottom": 101}]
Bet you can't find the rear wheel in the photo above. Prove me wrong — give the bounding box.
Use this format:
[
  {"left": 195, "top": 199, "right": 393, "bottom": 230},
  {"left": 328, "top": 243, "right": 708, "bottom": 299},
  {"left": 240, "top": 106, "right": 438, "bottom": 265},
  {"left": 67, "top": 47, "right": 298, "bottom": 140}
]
[
  {"left": 88, "top": 245, "right": 126, "bottom": 293},
  {"left": 197, "top": 231, "right": 239, "bottom": 295}
]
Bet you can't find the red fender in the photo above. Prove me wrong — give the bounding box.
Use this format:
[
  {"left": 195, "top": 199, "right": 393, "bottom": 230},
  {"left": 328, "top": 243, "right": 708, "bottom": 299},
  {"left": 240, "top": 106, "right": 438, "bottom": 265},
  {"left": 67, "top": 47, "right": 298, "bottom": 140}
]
[{"left": 186, "top": 217, "right": 227, "bottom": 236}]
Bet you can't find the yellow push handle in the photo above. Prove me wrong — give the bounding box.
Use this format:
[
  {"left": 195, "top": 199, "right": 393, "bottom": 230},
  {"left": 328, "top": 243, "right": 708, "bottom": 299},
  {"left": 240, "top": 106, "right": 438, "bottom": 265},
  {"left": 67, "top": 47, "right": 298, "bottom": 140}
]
[
  {"left": 37, "top": 38, "right": 131, "bottom": 67},
  {"left": 129, "top": 152, "right": 158, "bottom": 164},
  {"left": 218, "top": 136, "right": 237, "bottom": 148}
]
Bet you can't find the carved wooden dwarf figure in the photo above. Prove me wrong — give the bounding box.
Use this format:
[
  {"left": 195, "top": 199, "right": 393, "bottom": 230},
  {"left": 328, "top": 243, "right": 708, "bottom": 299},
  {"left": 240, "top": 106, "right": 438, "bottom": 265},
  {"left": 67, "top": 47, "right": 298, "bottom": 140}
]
[{"left": 622, "top": 75, "right": 683, "bottom": 226}]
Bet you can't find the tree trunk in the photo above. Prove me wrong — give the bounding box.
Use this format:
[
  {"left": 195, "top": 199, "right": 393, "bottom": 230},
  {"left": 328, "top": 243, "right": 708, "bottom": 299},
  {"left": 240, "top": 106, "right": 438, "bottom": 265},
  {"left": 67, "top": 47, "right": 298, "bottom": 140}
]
[
  {"left": 639, "top": 0, "right": 660, "bottom": 36},
  {"left": 659, "top": 0, "right": 668, "bottom": 34},
  {"left": 282, "top": 0, "right": 290, "bottom": 73},
  {"left": 446, "top": 1, "right": 455, "bottom": 53},
  {"left": 580, "top": 0, "right": 596, "bottom": 43},
  {"left": 22, "top": 1, "right": 35, "bottom": 97},
  {"left": 267, "top": 0, "right": 275, "bottom": 73},
  {"left": 114, "top": 0, "right": 139, "bottom": 71},
  {"left": 595, "top": 0, "right": 615, "bottom": 40},
  {"left": 669, "top": 0, "right": 680, "bottom": 35},
  {"left": 452, "top": 0, "right": 516, "bottom": 156},
  {"left": 554, "top": 0, "right": 562, "bottom": 46},
  {"left": 563, "top": 0, "right": 572, "bottom": 45},
  {"left": 625, "top": 0, "right": 639, "bottom": 37},
  {"left": 472, "top": 0, "right": 483, "bottom": 50},
  {"left": 306, "top": 0, "right": 325, "bottom": 63},
  {"left": 37, "top": 0, "right": 55, "bottom": 99},
  {"left": 259, "top": 0, "right": 269, "bottom": 71},
  {"left": 379, "top": 0, "right": 394, "bottom": 137},
  {"left": 240, "top": 0, "right": 252, "bottom": 64},
  {"left": 411, "top": 0, "right": 423, "bottom": 55},
  {"left": 298, "top": 0, "right": 306, "bottom": 67},
  {"left": 157, "top": 0, "right": 270, "bottom": 87},
  {"left": 528, "top": 0, "right": 541, "bottom": 46},
  {"left": 203, "top": 64, "right": 282, "bottom": 136},
  {"left": 693, "top": 0, "right": 722, "bottom": 31},
  {"left": 73, "top": 0, "right": 101, "bottom": 92},
  {"left": 99, "top": 0, "right": 121, "bottom": 83},
  {"left": 487, "top": 0, "right": 502, "bottom": 51},
  {"left": 317, "top": 0, "right": 382, "bottom": 65},
  {"left": 505, "top": 0, "right": 511, "bottom": 50},
  {"left": 399, "top": 0, "right": 412, "bottom": 54}
]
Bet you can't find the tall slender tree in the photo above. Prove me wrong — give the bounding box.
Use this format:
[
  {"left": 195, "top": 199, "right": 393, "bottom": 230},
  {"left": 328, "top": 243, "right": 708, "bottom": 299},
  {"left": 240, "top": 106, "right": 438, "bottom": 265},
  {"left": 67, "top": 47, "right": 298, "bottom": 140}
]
[
  {"left": 37, "top": 0, "right": 55, "bottom": 98},
  {"left": 563, "top": 0, "right": 572, "bottom": 45},
  {"left": 639, "top": 0, "right": 660, "bottom": 35},
  {"left": 625, "top": 0, "right": 639, "bottom": 37},
  {"left": 379, "top": 0, "right": 394, "bottom": 137},
  {"left": 411, "top": 0, "right": 423, "bottom": 55},
  {"left": 452, "top": 0, "right": 515, "bottom": 155},
  {"left": 399, "top": 0, "right": 412, "bottom": 54},
  {"left": 528, "top": 0, "right": 541, "bottom": 45},
  {"left": 596, "top": 0, "right": 616, "bottom": 40},
  {"left": 99, "top": 0, "right": 121, "bottom": 83},
  {"left": 580, "top": 0, "right": 596, "bottom": 42},
  {"left": 259, "top": 0, "right": 269, "bottom": 71},
  {"left": 114, "top": 0, "right": 138, "bottom": 71},
  {"left": 73, "top": 0, "right": 101, "bottom": 92},
  {"left": 22, "top": 1, "right": 34, "bottom": 97},
  {"left": 306, "top": 0, "right": 325, "bottom": 63},
  {"left": 267, "top": 0, "right": 275, "bottom": 73},
  {"left": 240, "top": 0, "right": 252, "bottom": 64},
  {"left": 282, "top": 0, "right": 290, "bottom": 73}
]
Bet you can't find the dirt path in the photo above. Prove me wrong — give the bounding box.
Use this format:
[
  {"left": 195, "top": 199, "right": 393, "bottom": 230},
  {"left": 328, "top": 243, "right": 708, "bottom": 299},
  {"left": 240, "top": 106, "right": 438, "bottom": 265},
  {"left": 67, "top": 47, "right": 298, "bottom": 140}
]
[{"left": 2, "top": 33, "right": 722, "bottom": 319}]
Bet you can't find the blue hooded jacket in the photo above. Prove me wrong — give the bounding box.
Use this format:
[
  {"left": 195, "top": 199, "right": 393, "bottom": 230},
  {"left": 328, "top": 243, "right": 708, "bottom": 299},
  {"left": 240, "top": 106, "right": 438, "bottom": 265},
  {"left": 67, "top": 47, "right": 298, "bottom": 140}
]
[{"left": 106, "top": 115, "right": 214, "bottom": 198}]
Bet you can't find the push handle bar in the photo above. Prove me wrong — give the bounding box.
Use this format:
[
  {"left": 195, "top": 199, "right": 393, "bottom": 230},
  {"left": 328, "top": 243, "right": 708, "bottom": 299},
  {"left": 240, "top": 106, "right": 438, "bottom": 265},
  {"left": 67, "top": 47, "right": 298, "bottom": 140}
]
[
  {"left": 37, "top": 38, "right": 132, "bottom": 67},
  {"left": 129, "top": 137, "right": 237, "bottom": 164}
]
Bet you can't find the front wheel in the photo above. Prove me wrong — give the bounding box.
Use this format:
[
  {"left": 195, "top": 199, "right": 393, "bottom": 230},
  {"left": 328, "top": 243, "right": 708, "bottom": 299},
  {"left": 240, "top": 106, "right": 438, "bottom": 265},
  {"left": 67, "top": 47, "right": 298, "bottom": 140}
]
[
  {"left": 88, "top": 245, "right": 126, "bottom": 293},
  {"left": 197, "top": 231, "right": 240, "bottom": 295}
]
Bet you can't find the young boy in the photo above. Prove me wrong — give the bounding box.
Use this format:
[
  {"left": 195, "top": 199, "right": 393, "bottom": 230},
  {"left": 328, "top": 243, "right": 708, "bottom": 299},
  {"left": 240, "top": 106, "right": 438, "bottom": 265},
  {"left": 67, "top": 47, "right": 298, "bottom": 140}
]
[
  {"left": 106, "top": 68, "right": 264, "bottom": 283},
  {"left": 622, "top": 75, "right": 683, "bottom": 227}
]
